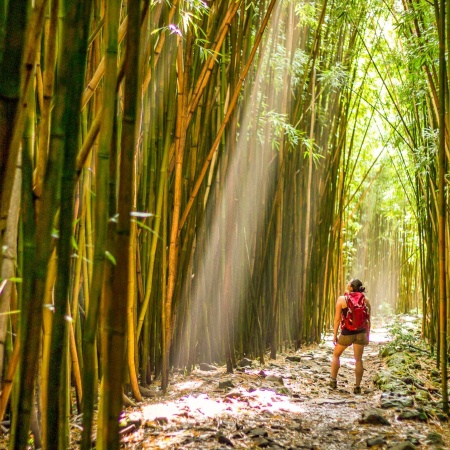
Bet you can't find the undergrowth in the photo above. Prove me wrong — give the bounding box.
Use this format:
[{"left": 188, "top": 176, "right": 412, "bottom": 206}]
[{"left": 380, "top": 315, "right": 431, "bottom": 357}]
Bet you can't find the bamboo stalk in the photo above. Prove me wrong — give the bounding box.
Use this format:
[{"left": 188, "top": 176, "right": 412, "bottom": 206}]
[
  {"left": 0, "top": 0, "right": 48, "bottom": 264},
  {"left": 163, "top": 37, "right": 186, "bottom": 392},
  {"left": 46, "top": 1, "right": 94, "bottom": 447},
  {"left": 81, "top": 16, "right": 128, "bottom": 110},
  {"left": 0, "top": 157, "right": 21, "bottom": 384},
  {"left": 438, "top": 0, "right": 448, "bottom": 412},
  {"left": 127, "top": 218, "right": 143, "bottom": 401},
  {"left": 40, "top": 249, "right": 57, "bottom": 450},
  {"left": 0, "top": 336, "right": 20, "bottom": 422},
  {"left": 0, "top": 1, "right": 30, "bottom": 234},
  {"left": 10, "top": 95, "right": 38, "bottom": 449},
  {"left": 98, "top": 0, "right": 141, "bottom": 446},
  {"left": 81, "top": 0, "right": 121, "bottom": 446},
  {"left": 34, "top": 0, "right": 59, "bottom": 199}
]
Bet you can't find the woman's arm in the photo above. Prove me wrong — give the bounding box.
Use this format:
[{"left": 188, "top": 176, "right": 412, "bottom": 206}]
[
  {"left": 333, "top": 296, "right": 345, "bottom": 345},
  {"left": 366, "top": 298, "right": 371, "bottom": 339}
]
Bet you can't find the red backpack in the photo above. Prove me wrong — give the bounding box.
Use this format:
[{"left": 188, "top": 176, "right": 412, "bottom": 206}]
[{"left": 341, "top": 292, "right": 369, "bottom": 331}]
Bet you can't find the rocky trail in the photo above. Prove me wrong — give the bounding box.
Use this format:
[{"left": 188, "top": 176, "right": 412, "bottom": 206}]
[
  {"left": 109, "top": 316, "right": 450, "bottom": 449},
  {"left": 2, "top": 316, "right": 448, "bottom": 449}
]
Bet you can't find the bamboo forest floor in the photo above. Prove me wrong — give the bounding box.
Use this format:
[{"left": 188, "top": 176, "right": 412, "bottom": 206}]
[
  {"left": 116, "top": 315, "right": 450, "bottom": 450},
  {"left": 3, "top": 315, "right": 450, "bottom": 449}
]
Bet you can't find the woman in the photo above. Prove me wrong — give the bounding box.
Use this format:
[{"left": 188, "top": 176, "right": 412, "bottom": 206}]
[{"left": 330, "top": 278, "right": 371, "bottom": 394}]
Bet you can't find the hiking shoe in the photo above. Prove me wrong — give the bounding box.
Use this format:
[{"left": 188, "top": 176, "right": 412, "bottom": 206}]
[
  {"left": 329, "top": 378, "right": 337, "bottom": 389},
  {"left": 353, "top": 386, "right": 361, "bottom": 394}
]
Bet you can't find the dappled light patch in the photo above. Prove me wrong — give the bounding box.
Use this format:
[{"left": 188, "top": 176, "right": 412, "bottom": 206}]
[
  {"left": 172, "top": 380, "right": 205, "bottom": 392},
  {"left": 141, "top": 388, "right": 305, "bottom": 425}
]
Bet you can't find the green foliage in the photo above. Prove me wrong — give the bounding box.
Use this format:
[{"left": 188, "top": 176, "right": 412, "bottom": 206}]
[
  {"left": 269, "top": 44, "right": 308, "bottom": 93},
  {"left": 318, "top": 62, "right": 349, "bottom": 91},
  {"left": 302, "top": 138, "right": 324, "bottom": 165},
  {"left": 179, "top": 0, "right": 209, "bottom": 33},
  {"left": 382, "top": 316, "right": 426, "bottom": 355},
  {"left": 262, "top": 110, "right": 304, "bottom": 150},
  {"left": 294, "top": 1, "right": 318, "bottom": 28}
]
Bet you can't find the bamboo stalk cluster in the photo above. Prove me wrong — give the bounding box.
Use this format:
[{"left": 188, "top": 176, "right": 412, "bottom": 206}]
[{"left": 0, "top": 0, "right": 445, "bottom": 448}]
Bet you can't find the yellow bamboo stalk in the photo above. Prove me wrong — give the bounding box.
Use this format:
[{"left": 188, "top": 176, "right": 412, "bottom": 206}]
[
  {"left": 69, "top": 321, "right": 83, "bottom": 404},
  {"left": 0, "top": 337, "right": 20, "bottom": 421},
  {"left": 163, "top": 38, "right": 186, "bottom": 392},
  {"left": 41, "top": 248, "right": 57, "bottom": 450},
  {"left": 127, "top": 218, "right": 143, "bottom": 401},
  {"left": 76, "top": 108, "right": 102, "bottom": 172},
  {"left": 81, "top": 17, "right": 128, "bottom": 110},
  {"left": 71, "top": 198, "right": 86, "bottom": 320}
]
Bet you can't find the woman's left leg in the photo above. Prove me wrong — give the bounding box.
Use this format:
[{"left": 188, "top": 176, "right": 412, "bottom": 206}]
[{"left": 331, "top": 343, "right": 347, "bottom": 380}]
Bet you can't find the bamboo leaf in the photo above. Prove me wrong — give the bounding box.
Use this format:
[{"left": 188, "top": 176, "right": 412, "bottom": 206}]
[
  {"left": 105, "top": 251, "right": 117, "bottom": 265},
  {"left": 72, "top": 235, "right": 79, "bottom": 251},
  {"left": 8, "top": 277, "right": 22, "bottom": 283},
  {"left": 0, "top": 310, "right": 21, "bottom": 316},
  {"left": 135, "top": 220, "right": 161, "bottom": 239},
  {"left": 130, "top": 211, "right": 155, "bottom": 218}
]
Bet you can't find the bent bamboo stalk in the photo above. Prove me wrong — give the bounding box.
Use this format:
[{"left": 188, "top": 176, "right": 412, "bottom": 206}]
[
  {"left": 0, "top": 338, "right": 20, "bottom": 422},
  {"left": 81, "top": 17, "right": 128, "bottom": 110}
]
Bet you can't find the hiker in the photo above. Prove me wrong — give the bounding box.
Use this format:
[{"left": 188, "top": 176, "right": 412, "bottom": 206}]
[{"left": 330, "top": 278, "right": 371, "bottom": 394}]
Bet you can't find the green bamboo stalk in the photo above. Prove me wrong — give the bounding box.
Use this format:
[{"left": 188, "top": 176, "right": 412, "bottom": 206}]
[
  {"left": 81, "top": 1, "right": 121, "bottom": 447},
  {"left": 0, "top": 1, "right": 29, "bottom": 254},
  {"left": 34, "top": 0, "right": 59, "bottom": 199},
  {"left": 0, "top": 0, "right": 48, "bottom": 266},
  {"left": 98, "top": 0, "right": 141, "bottom": 446},
  {"left": 46, "top": 1, "right": 94, "bottom": 447},
  {"left": 97, "top": 102, "right": 119, "bottom": 450},
  {"left": 0, "top": 0, "right": 7, "bottom": 62}
]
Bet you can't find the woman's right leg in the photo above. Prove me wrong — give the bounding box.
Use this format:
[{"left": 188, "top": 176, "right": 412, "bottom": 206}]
[{"left": 353, "top": 343, "right": 365, "bottom": 387}]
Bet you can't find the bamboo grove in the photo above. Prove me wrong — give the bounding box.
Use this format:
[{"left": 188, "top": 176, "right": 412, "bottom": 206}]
[{"left": 0, "top": 0, "right": 450, "bottom": 448}]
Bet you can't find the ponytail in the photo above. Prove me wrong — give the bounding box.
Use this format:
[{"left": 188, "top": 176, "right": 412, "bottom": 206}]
[{"left": 350, "top": 278, "right": 365, "bottom": 293}]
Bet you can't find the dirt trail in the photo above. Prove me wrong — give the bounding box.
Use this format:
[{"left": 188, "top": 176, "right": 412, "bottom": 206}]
[{"left": 118, "top": 318, "right": 450, "bottom": 449}]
